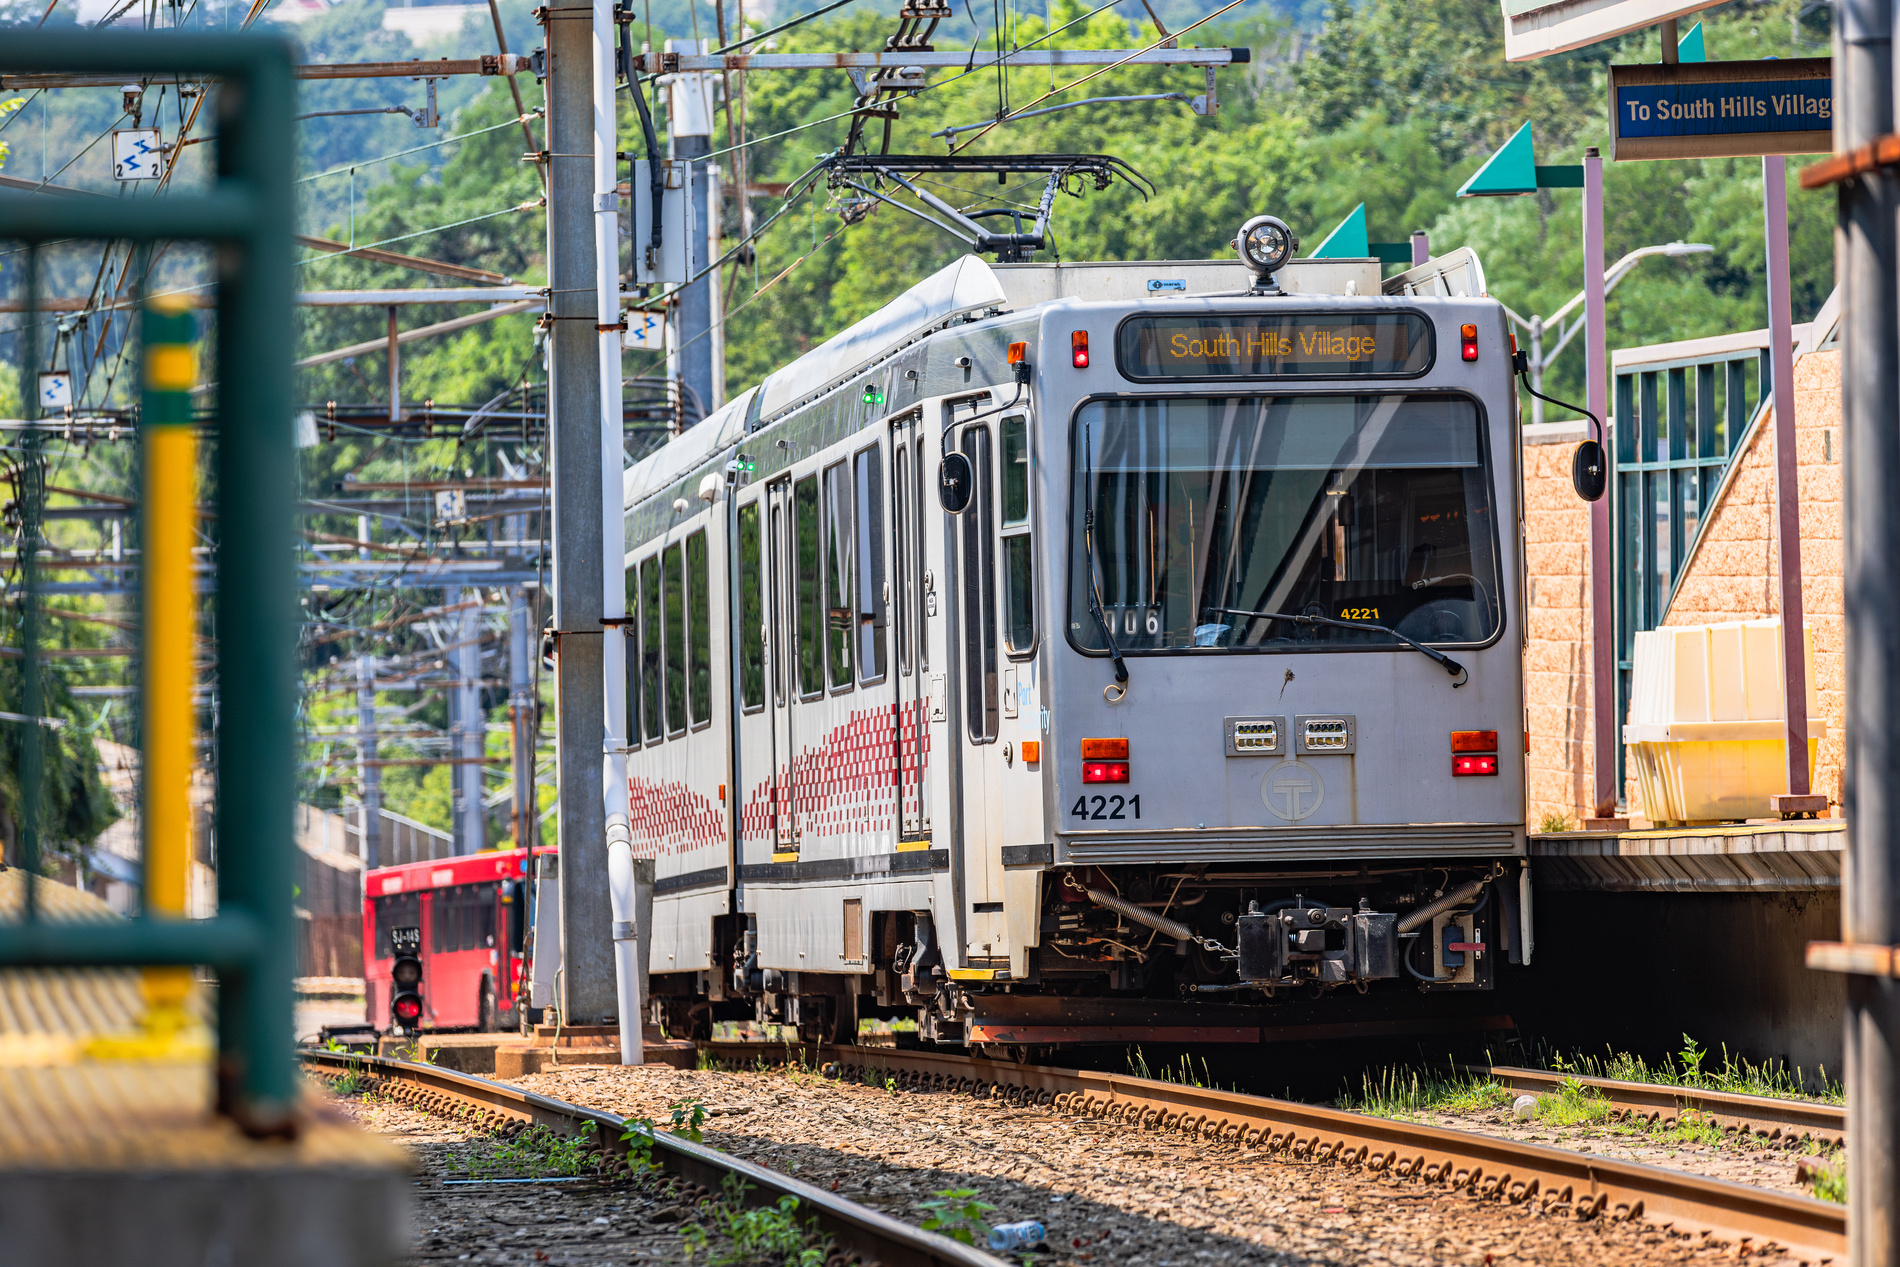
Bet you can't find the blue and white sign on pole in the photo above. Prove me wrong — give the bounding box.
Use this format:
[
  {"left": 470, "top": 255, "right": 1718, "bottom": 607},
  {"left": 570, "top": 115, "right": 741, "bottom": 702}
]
[
  {"left": 111, "top": 128, "right": 164, "bottom": 180},
  {"left": 1609, "top": 58, "right": 1831, "bottom": 160},
  {"left": 621, "top": 309, "right": 666, "bottom": 353},
  {"left": 37, "top": 372, "right": 71, "bottom": 412}
]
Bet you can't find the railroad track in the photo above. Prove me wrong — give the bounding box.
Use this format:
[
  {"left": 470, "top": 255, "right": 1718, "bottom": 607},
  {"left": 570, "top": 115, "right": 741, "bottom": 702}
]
[
  {"left": 298, "top": 1049, "right": 1007, "bottom": 1267},
  {"left": 1472, "top": 1065, "right": 1845, "bottom": 1146},
  {"left": 702, "top": 1041, "right": 1846, "bottom": 1263}
]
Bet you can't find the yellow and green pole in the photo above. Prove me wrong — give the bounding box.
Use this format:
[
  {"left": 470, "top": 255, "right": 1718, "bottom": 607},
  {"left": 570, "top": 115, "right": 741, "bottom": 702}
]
[{"left": 134, "top": 294, "right": 200, "bottom": 1047}]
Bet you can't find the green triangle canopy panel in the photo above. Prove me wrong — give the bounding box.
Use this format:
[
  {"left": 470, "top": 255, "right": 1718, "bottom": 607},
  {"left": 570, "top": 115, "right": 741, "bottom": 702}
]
[
  {"left": 1309, "top": 203, "right": 1369, "bottom": 258},
  {"left": 1458, "top": 121, "right": 1538, "bottom": 197}
]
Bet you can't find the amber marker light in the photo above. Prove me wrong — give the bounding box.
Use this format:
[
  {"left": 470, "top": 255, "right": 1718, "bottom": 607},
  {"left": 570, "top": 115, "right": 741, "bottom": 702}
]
[
  {"left": 1021, "top": 741, "right": 1041, "bottom": 764},
  {"left": 1080, "top": 738, "right": 1128, "bottom": 759},
  {"left": 1008, "top": 341, "right": 1028, "bottom": 365},
  {"left": 1450, "top": 730, "right": 1498, "bottom": 753}
]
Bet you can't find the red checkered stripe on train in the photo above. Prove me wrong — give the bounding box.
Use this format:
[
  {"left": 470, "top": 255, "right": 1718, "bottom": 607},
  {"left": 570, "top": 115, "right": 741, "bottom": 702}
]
[
  {"left": 627, "top": 776, "right": 724, "bottom": 857},
  {"left": 739, "top": 700, "right": 929, "bottom": 845}
]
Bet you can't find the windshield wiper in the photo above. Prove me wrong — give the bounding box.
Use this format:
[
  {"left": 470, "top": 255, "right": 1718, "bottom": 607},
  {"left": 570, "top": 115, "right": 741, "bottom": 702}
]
[{"left": 1206, "top": 608, "right": 1468, "bottom": 686}]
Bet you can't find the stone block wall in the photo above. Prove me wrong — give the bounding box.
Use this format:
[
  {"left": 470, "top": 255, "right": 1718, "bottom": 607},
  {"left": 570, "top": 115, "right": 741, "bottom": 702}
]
[{"left": 1522, "top": 421, "right": 1597, "bottom": 830}]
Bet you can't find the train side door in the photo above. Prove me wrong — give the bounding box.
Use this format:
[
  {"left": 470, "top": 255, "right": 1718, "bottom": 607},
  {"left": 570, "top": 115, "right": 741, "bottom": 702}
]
[
  {"left": 950, "top": 410, "right": 1008, "bottom": 961},
  {"left": 891, "top": 413, "right": 932, "bottom": 844},
  {"left": 764, "top": 478, "right": 799, "bottom": 857}
]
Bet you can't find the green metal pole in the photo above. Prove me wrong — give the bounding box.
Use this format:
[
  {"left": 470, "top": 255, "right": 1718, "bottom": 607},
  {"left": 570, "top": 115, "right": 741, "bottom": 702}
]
[
  {"left": 210, "top": 39, "right": 299, "bottom": 1133},
  {"left": 18, "top": 247, "right": 42, "bottom": 922}
]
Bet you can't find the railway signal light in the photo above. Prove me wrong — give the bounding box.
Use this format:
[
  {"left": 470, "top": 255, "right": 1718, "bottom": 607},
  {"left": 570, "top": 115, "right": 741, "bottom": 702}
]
[{"left": 390, "top": 926, "right": 423, "bottom": 1032}]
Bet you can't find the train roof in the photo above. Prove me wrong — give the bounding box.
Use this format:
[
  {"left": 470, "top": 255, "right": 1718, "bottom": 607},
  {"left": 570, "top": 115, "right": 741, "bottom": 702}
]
[{"left": 620, "top": 248, "right": 1489, "bottom": 515}]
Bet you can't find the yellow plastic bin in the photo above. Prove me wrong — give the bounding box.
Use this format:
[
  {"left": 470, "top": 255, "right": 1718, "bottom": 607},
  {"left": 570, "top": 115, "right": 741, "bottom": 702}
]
[{"left": 1621, "top": 619, "right": 1823, "bottom": 825}]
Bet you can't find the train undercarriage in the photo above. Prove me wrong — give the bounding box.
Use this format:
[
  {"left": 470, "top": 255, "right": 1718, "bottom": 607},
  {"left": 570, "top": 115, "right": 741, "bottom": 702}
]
[{"left": 647, "top": 861, "right": 1523, "bottom": 1053}]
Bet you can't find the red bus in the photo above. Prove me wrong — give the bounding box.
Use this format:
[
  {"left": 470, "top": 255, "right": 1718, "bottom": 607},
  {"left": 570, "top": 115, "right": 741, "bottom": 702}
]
[{"left": 363, "top": 847, "right": 543, "bottom": 1033}]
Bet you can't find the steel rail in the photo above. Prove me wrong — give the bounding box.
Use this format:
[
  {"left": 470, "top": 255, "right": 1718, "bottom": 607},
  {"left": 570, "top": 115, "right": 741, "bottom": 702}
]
[
  {"left": 299, "top": 1049, "right": 1008, "bottom": 1267},
  {"left": 703, "top": 1043, "right": 1845, "bottom": 1263},
  {"left": 1472, "top": 1065, "right": 1845, "bottom": 1146}
]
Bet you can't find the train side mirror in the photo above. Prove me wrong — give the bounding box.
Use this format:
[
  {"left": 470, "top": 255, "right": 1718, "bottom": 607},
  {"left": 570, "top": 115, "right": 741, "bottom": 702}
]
[
  {"left": 1572, "top": 439, "right": 1606, "bottom": 502},
  {"left": 939, "top": 451, "right": 974, "bottom": 513}
]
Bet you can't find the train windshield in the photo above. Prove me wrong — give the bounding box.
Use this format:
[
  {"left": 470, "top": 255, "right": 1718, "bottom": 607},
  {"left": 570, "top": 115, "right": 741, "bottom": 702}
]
[{"left": 1069, "top": 393, "right": 1500, "bottom": 653}]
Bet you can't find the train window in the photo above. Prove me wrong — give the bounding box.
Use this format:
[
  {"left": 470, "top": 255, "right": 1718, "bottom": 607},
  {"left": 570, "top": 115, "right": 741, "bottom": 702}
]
[
  {"left": 961, "top": 424, "right": 999, "bottom": 741},
  {"left": 738, "top": 501, "right": 765, "bottom": 710},
  {"left": 641, "top": 555, "right": 663, "bottom": 742},
  {"left": 1068, "top": 393, "right": 1500, "bottom": 654},
  {"left": 374, "top": 891, "right": 420, "bottom": 960},
  {"left": 687, "top": 528, "right": 712, "bottom": 725},
  {"left": 915, "top": 436, "right": 928, "bottom": 673},
  {"left": 823, "top": 461, "right": 855, "bottom": 690},
  {"left": 634, "top": 562, "right": 649, "bottom": 744},
  {"left": 664, "top": 541, "right": 686, "bottom": 734},
  {"left": 893, "top": 443, "right": 912, "bottom": 676},
  {"left": 769, "top": 499, "right": 786, "bottom": 704},
  {"left": 1000, "top": 416, "right": 1035, "bottom": 655},
  {"left": 855, "top": 444, "right": 887, "bottom": 683},
  {"left": 794, "top": 475, "right": 824, "bottom": 697},
  {"left": 505, "top": 880, "right": 525, "bottom": 953},
  {"left": 1001, "top": 415, "right": 1030, "bottom": 526}
]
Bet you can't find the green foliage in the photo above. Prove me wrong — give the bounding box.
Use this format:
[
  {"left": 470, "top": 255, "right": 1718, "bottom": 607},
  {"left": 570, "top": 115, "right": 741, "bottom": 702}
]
[
  {"left": 1534, "top": 1074, "right": 1611, "bottom": 1127},
  {"left": 917, "top": 1188, "right": 994, "bottom": 1246},
  {"left": 1529, "top": 1035, "right": 1842, "bottom": 1103},
  {"left": 0, "top": 655, "right": 121, "bottom": 864},
  {"left": 618, "top": 1118, "right": 663, "bottom": 1174},
  {"left": 1125, "top": 1047, "right": 1226, "bottom": 1090},
  {"left": 482, "top": 1119, "right": 601, "bottom": 1178},
  {"left": 1805, "top": 1152, "right": 1847, "bottom": 1204},
  {"left": 1537, "top": 810, "right": 1576, "bottom": 834},
  {"left": 669, "top": 1097, "right": 708, "bottom": 1144},
  {"left": 681, "top": 1175, "right": 829, "bottom": 1266},
  {"left": 1338, "top": 1066, "right": 1513, "bottom": 1119}
]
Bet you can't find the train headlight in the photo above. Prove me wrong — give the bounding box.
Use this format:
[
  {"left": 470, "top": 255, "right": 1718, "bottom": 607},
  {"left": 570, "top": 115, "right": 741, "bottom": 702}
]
[{"left": 1234, "top": 215, "right": 1298, "bottom": 279}]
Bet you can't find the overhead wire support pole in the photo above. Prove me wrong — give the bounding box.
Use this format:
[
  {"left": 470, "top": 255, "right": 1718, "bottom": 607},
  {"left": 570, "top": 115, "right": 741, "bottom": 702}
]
[
  {"left": 1581, "top": 145, "right": 1615, "bottom": 826},
  {"left": 544, "top": 0, "right": 615, "bottom": 1028},
  {"left": 595, "top": 0, "right": 642, "bottom": 1067}
]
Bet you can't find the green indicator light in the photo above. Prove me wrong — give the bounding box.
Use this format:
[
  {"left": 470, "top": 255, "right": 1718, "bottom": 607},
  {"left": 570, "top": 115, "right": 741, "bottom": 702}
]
[{"left": 862, "top": 387, "right": 885, "bottom": 406}]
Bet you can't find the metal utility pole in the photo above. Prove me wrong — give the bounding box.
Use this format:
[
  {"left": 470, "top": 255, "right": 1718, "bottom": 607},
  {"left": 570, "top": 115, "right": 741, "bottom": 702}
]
[
  {"left": 356, "top": 652, "right": 381, "bottom": 870},
  {"left": 1582, "top": 145, "right": 1616, "bottom": 824},
  {"left": 544, "top": 0, "right": 615, "bottom": 1025},
  {"left": 508, "top": 583, "right": 536, "bottom": 851},
  {"left": 1835, "top": 0, "right": 1900, "bottom": 1258},
  {"left": 666, "top": 38, "right": 717, "bottom": 426},
  {"left": 455, "top": 587, "right": 486, "bottom": 854},
  {"left": 1762, "top": 156, "right": 1820, "bottom": 817}
]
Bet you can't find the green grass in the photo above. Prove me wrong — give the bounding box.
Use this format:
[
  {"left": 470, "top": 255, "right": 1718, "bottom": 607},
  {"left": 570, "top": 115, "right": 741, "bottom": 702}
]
[
  {"left": 476, "top": 1120, "right": 603, "bottom": 1179},
  {"left": 1337, "top": 1066, "right": 1514, "bottom": 1120},
  {"left": 1519, "top": 1035, "right": 1842, "bottom": 1104},
  {"left": 681, "top": 1175, "right": 832, "bottom": 1266},
  {"left": 1125, "top": 1048, "right": 1232, "bottom": 1091},
  {"left": 1801, "top": 1150, "right": 1847, "bottom": 1204}
]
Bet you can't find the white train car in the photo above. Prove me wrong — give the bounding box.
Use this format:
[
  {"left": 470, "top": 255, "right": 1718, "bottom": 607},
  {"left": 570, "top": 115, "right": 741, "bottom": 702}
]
[{"left": 616, "top": 226, "right": 1532, "bottom": 1053}]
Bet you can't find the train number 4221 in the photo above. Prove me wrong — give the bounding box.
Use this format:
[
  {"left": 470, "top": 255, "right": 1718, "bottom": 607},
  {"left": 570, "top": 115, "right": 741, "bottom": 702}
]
[{"left": 1070, "top": 794, "right": 1141, "bottom": 821}]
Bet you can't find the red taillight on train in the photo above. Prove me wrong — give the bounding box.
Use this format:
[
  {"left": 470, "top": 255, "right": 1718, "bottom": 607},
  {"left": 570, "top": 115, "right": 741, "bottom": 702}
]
[
  {"left": 1082, "top": 761, "right": 1130, "bottom": 784},
  {"left": 1071, "top": 330, "right": 1090, "bottom": 368},
  {"left": 1460, "top": 323, "right": 1479, "bottom": 362},
  {"left": 1452, "top": 754, "right": 1498, "bottom": 776}
]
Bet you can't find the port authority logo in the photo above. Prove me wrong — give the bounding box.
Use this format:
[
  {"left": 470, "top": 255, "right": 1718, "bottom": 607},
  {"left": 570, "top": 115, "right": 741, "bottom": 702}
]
[{"left": 1261, "top": 758, "right": 1324, "bottom": 821}]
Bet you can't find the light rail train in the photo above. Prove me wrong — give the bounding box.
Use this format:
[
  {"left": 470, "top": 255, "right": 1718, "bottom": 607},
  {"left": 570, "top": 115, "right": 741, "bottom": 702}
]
[{"left": 589, "top": 226, "right": 1534, "bottom": 1052}]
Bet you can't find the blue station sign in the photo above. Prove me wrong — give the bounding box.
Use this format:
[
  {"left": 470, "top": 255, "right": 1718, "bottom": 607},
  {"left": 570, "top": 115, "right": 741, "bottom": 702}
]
[{"left": 1609, "top": 57, "right": 1831, "bottom": 160}]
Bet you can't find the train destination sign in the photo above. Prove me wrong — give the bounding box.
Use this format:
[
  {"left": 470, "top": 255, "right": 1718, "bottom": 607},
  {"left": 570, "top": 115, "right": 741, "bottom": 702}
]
[
  {"left": 1117, "top": 313, "right": 1433, "bottom": 380},
  {"left": 1609, "top": 58, "right": 1831, "bottom": 160}
]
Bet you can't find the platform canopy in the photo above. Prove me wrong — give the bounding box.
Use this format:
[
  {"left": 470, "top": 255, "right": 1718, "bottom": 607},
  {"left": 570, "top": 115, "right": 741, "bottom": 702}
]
[{"left": 1501, "top": 0, "right": 1723, "bottom": 61}]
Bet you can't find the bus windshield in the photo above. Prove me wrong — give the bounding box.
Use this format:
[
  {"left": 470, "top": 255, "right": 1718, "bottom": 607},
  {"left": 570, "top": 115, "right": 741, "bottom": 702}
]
[{"left": 1069, "top": 393, "right": 1501, "bottom": 654}]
